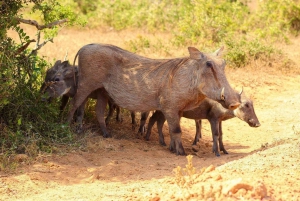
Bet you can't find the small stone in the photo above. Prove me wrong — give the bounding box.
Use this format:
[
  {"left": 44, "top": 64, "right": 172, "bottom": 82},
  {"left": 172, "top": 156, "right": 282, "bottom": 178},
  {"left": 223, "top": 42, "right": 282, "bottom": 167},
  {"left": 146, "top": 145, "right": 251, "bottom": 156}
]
[
  {"left": 251, "top": 180, "right": 267, "bottom": 199},
  {"left": 150, "top": 196, "right": 160, "bottom": 201},
  {"left": 222, "top": 178, "right": 253, "bottom": 195}
]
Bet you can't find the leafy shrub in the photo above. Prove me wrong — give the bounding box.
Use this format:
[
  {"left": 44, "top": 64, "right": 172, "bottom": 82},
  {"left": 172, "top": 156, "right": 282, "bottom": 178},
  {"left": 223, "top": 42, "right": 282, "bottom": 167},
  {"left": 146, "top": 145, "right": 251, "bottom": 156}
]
[
  {"left": 248, "top": 0, "right": 300, "bottom": 40},
  {"left": 0, "top": 0, "right": 84, "bottom": 159},
  {"left": 224, "top": 36, "right": 276, "bottom": 68},
  {"left": 174, "top": 0, "right": 249, "bottom": 45},
  {"left": 75, "top": 0, "right": 299, "bottom": 68}
]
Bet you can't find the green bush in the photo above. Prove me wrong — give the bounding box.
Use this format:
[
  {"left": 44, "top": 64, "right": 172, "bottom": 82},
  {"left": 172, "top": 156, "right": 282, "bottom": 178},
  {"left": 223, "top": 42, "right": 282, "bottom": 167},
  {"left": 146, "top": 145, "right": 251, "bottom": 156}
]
[
  {"left": 248, "top": 0, "right": 300, "bottom": 40},
  {"left": 0, "top": 0, "right": 84, "bottom": 159},
  {"left": 73, "top": 0, "right": 298, "bottom": 67}
]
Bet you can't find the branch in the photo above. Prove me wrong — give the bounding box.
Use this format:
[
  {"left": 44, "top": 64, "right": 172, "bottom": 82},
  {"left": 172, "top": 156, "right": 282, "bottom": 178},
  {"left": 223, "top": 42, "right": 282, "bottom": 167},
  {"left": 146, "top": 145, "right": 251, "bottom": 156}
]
[
  {"left": 16, "top": 18, "right": 68, "bottom": 30},
  {"left": 30, "top": 38, "right": 54, "bottom": 56},
  {"left": 14, "top": 39, "right": 36, "bottom": 55}
]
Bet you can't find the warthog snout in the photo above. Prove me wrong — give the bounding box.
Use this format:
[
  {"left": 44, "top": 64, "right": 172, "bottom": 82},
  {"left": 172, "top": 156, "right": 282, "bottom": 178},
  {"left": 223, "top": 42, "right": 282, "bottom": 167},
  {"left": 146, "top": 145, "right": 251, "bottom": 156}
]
[{"left": 248, "top": 119, "right": 261, "bottom": 127}]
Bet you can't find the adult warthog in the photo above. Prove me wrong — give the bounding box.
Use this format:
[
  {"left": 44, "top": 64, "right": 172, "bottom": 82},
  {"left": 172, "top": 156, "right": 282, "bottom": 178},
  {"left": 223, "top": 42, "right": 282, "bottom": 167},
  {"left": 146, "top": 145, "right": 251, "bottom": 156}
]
[
  {"left": 40, "top": 60, "right": 138, "bottom": 130},
  {"left": 56, "top": 43, "right": 240, "bottom": 155}
]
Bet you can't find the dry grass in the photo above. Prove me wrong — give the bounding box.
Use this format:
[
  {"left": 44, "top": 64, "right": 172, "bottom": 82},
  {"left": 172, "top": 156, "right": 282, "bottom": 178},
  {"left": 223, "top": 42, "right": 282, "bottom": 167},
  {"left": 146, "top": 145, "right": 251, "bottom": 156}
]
[{"left": 8, "top": 26, "right": 185, "bottom": 64}]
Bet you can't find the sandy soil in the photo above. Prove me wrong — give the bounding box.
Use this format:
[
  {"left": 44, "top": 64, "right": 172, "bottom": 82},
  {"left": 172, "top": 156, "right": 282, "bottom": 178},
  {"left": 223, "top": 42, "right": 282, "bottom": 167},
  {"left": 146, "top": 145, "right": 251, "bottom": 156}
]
[{"left": 1, "top": 28, "right": 300, "bottom": 201}]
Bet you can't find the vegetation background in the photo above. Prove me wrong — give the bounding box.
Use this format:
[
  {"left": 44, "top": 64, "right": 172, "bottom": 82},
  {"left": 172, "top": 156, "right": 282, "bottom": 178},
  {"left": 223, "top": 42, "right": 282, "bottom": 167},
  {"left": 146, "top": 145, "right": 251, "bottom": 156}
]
[{"left": 1, "top": 0, "right": 300, "bottom": 169}]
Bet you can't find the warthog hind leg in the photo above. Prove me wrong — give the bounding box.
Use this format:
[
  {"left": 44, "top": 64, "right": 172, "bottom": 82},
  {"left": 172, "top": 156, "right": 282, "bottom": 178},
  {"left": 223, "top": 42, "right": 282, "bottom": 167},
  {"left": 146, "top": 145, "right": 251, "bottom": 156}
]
[{"left": 96, "top": 90, "right": 111, "bottom": 138}]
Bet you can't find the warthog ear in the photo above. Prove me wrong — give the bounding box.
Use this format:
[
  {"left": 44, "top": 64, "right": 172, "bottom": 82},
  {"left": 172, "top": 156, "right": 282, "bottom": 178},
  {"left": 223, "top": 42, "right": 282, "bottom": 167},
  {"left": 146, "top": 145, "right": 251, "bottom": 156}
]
[
  {"left": 63, "top": 68, "right": 76, "bottom": 78},
  {"left": 213, "top": 46, "right": 224, "bottom": 56},
  {"left": 188, "top": 47, "right": 204, "bottom": 60},
  {"left": 61, "top": 60, "right": 70, "bottom": 68},
  {"left": 53, "top": 60, "right": 62, "bottom": 70}
]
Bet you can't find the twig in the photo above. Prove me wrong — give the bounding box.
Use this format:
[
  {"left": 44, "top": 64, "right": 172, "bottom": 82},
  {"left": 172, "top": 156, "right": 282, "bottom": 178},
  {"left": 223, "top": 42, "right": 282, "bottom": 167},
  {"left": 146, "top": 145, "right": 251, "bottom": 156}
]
[
  {"left": 16, "top": 18, "right": 68, "bottom": 30},
  {"left": 14, "top": 39, "right": 36, "bottom": 55},
  {"left": 30, "top": 38, "right": 54, "bottom": 56},
  {"left": 64, "top": 51, "right": 68, "bottom": 61}
]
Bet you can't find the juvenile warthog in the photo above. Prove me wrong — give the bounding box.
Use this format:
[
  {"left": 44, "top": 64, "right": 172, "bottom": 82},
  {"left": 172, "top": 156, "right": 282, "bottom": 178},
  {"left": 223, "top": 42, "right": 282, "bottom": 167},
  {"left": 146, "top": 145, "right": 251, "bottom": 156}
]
[
  {"left": 40, "top": 60, "right": 137, "bottom": 130},
  {"left": 145, "top": 92, "right": 260, "bottom": 156},
  {"left": 51, "top": 44, "right": 241, "bottom": 155}
]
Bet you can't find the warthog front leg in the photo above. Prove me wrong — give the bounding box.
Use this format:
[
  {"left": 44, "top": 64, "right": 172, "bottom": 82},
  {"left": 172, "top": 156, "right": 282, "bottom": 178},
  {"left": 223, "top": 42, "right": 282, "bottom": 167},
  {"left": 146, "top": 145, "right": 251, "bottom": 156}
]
[
  {"left": 131, "top": 111, "right": 137, "bottom": 130},
  {"left": 138, "top": 112, "right": 150, "bottom": 134},
  {"left": 193, "top": 119, "right": 202, "bottom": 145},
  {"left": 115, "top": 106, "right": 122, "bottom": 122},
  {"left": 105, "top": 100, "right": 115, "bottom": 125},
  {"left": 96, "top": 90, "right": 111, "bottom": 138},
  {"left": 75, "top": 98, "right": 88, "bottom": 133},
  {"left": 163, "top": 111, "right": 185, "bottom": 155},
  {"left": 218, "top": 121, "right": 228, "bottom": 154},
  {"left": 209, "top": 119, "right": 221, "bottom": 157},
  {"left": 145, "top": 111, "right": 166, "bottom": 146},
  {"left": 67, "top": 89, "right": 92, "bottom": 125}
]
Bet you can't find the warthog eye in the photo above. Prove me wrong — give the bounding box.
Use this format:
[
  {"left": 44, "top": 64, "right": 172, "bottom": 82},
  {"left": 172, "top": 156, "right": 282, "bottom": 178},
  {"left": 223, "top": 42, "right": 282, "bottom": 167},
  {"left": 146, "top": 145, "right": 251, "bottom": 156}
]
[
  {"left": 206, "top": 61, "right": 213, "bottom": 68},
  {"left": 245, "top": 103, "right": 249, "bottom": 108},
  {"left": 54, "top": 78, "right": 60, "bottom": 82}
]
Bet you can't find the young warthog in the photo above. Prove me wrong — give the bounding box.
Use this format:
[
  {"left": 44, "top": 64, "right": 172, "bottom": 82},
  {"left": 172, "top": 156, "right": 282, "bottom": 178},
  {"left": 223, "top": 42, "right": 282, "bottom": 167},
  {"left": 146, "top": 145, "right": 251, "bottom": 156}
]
[
  {"left": 40, "top": 60, "right": 137, "bottom": 130},
  {"left": 145, "top": 92, "right": 260, "bottom": 156},
  {"left": 51, "top": 44, "right": 241, "bottom": 155}
]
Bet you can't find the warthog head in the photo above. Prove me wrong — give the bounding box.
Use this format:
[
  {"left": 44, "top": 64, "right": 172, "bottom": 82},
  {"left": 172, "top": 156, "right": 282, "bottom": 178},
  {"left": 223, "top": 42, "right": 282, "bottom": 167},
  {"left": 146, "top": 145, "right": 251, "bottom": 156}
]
[
  {"left": 40, "top": 60, "right": 77, "bottom": 100},
  {"left": 189, "top": 46, "right": 241, "bottom": 110},
  {"left": 234, "top": 89, "right": 261, "bottom": 127}
]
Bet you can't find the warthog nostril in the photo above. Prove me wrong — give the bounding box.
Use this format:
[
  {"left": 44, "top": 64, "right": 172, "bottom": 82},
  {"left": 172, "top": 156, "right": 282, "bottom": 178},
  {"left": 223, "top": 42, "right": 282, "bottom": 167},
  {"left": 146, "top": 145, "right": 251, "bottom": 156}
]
[
  {"left": 229, "top": 102, "right": 240, "bottom": 110},
  {"left": 255, "top": 122, "right": 261, "bottom": 127}
]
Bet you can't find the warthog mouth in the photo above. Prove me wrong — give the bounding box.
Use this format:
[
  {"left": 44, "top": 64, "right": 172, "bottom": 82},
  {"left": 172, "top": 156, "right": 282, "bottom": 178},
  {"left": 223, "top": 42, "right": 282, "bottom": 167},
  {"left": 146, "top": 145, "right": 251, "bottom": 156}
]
[
  {"left": 40, "top": 81, "right": 57, "bottom": 93},
  {"left": 248, "top": 119, "right": 261, "bottom": 127},
  {"left": 41, "top": 96, "right": 52, "bottom": 103}
]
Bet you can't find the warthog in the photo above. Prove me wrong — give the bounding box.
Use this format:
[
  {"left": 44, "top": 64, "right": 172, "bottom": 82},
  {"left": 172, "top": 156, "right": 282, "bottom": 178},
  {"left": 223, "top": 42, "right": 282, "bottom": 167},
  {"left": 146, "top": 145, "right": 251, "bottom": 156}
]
[
  {"left": 50, "top": 43, "right": 241, "bottom": 155},
  {"left": 144, "top": 92, "right": 260, "bottom": 156},
  {"left": 40, "top": 60, "right": 138, "bottom": 130}
]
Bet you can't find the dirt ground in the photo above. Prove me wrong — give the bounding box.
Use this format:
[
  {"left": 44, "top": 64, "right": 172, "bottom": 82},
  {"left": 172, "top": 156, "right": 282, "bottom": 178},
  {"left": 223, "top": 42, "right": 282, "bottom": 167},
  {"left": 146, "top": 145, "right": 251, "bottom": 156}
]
[{"left": 2, "top": 27, "right": 300, "bottom": 200}]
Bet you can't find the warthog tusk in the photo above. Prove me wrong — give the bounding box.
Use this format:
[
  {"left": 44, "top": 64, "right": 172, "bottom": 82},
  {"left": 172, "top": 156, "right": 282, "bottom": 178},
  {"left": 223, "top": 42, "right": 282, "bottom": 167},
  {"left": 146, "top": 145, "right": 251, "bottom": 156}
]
[
  {"left": 239, "top": 87, "right": 243, "bottom": 95},
  {"left": 221, "top": 87, "right": 225, "bottom": 101},
  {"left": 62, "top": 87, "right": 71, "bottom": 95}
]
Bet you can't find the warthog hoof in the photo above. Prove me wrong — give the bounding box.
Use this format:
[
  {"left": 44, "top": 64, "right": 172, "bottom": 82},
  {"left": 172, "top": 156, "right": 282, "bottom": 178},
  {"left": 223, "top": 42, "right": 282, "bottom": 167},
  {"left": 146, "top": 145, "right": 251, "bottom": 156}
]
[
  {"left": 160, "top": 141, "right": 167, "bottom": 146},
  {"left": 116, "top": 116, "right": 123, "bottom": 123},
  {"left": 138, "top": 125, "right": 146, "bottom": 135},
  {"left": 103, "top": 132, "right": 112, "bottom": 138},
  {"left": 76, "top": 125, "right": 84, "bottom": 134},
  {"left": 131, "top": 123, "right": 137, "bottom": 131},
  {"left": 169, "top": 138, "right": 186, "bottom": 156},
  {"left": 220, "top": 147, "right": 228, "bottom": 154}
]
